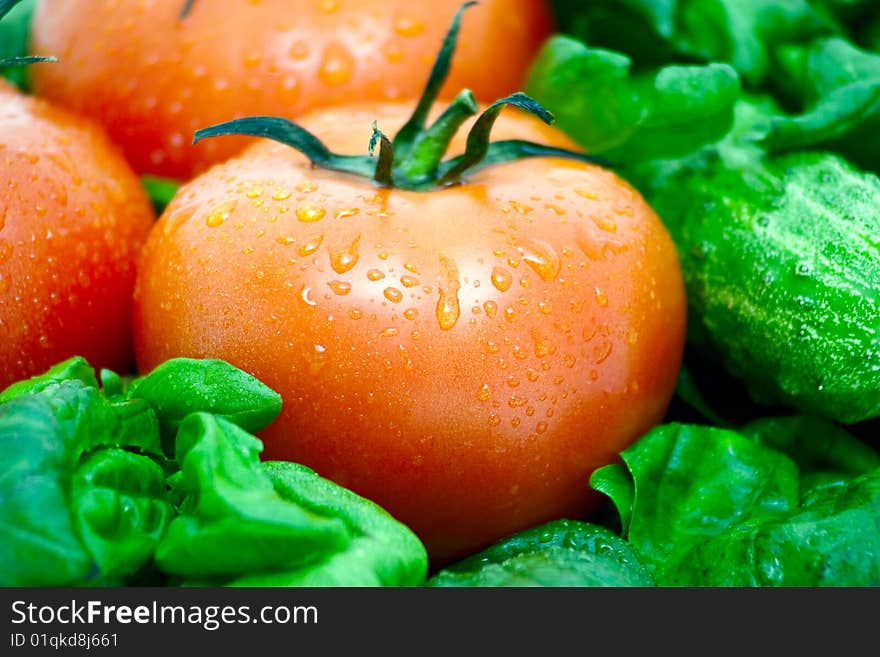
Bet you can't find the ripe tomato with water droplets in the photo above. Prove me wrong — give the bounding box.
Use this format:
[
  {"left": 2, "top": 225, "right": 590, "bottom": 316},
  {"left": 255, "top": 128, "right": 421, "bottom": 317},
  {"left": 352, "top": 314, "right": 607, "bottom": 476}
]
[
  {"left": 28, "top": 0, "right": 553, "bottom": 179},
  {"left": 132, "top": 100, "right": 687, "bottom": 565},
  {"left": 0, "top": 80, "right": 155, "bottom": 389}
]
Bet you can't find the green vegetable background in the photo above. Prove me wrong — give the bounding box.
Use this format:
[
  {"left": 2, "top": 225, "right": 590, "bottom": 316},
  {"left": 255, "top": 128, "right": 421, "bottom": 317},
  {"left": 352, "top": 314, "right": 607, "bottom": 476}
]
[{"left": 2, "top": 0, "right": 880, "bottom": 587}]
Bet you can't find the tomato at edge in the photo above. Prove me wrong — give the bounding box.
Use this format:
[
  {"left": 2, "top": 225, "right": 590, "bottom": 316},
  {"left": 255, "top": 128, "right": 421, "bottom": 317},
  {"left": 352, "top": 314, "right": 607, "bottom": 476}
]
[
  {"left": 132, "top": 102, "right": 687, "bottom": 565},
  {"left": 29, "top": 0, "right": 554, "bottom": 179},
  {"left": 0, "top": 81, "right": 155, "bottom": 389}
]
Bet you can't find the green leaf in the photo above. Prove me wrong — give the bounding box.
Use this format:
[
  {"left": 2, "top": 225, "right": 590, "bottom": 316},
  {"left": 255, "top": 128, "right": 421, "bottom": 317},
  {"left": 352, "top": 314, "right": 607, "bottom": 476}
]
[
  {"left": 589, "top": 464, "right": 634, "bottom": 534},
  {"left": 225, "top": 462, "right": 428, "bottom": 587},
  {"left": 762, "top": 37, "right": 880, "bottom": 170},
  {"left": 525, "top": 35, "right": 740, "bottom": 165},
  {"left": 127, "top": 358, "right": 282, "bottom": 441},
  {"left": 668, "top": 469, "right": 880, "bottom": 586},
  {"left": 740, "top": 415, "right": 880, "bottom": 477},
  {"left": 551, "top": 0, "right": 831, "bottom": 85},
  {"left": 594, "top": 423, "right": 800, "bottom": 580},
  {"left": 0, "top": 0, "right": 38, "bottom": 89},
  {"left": 154, "top": 413, "right": 350, "bottom": 578},
  {"left": 70, "top": 448, "right": 173, "bottom": 582},
  {"left": 427, "top": 519, "right": 653, "bottom": 587},
  {"left": 0, "top": 395, "right": 92, "bottom": 586},
  {"left": 0, "top": 355, "right": 98, "bottom": 404},
  {"left": 140, "top": 175, "right": 181, "bottom": 216}
]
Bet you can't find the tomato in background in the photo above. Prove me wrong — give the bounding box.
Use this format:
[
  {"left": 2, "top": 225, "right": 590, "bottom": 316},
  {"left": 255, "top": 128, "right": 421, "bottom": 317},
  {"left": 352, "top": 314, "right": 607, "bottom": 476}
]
[
  {"left": 132, "top": 96, "right": 687, "bottom": 564},
  {"left": 28, "top": 0, "right": 554, "bottom": 180},
  {"left": 0, "top": 80, "right": 155, "bottom": 389}
]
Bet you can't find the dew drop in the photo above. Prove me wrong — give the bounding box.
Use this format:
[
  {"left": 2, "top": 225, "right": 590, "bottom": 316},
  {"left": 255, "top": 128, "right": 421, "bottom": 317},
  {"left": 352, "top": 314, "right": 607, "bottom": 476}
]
[
  {"left": 535, "top": 421, "right": 548, "bottom": 435},
  {"left": 271, "top": 187, "right": 292, "bottom": 201},
  {"left": 329, "top": 235, "right": 360, "bottom": 273},
  {"left": 477, "top": 384, "right": 491, "bottom": 402},
  {"left": 393, "top": 14, "right": 426, "bottom": 37},
  {"left": 379, "top": 327, "right": 399, "bottom": 338},
  {"left": 400, "top": 274, "right": 419, "bottom": 288},
  {"left": 403, "top": 308, "right": 419, "bottom": 321},
  {"left": 277, "top": 235, "right": 296, "bottom": 246},
  {"left": 520, "top": 239, "right": 561, "bottom": 282},
  {"left": 335, "top": 208, "right": 359, "bottom": 219},
  {"left": 436, "top": 255, "right": 461, "bottom": 330},
  {"left": 349, "top": 308, "right": 363, "bottom": 320},
  {"left": 576, "top": 187, "right": 598, "bottom": 200},
  {"left": 490, "top": 266, "right": 512, "bottom": 292},
  {"left": 595, "top": 287, "right": 608, "bottom": 307},
  {"left": 367, "top": 268, "right": 386, "bottom": 281},
  {"left": 384, "top": 287, "right": 403, "bottom": 303},
  {"left": 488, "top": 414, "right": 501, "bottom": 427},
  {"left": 328, "top": 280, "right": 352, "bottom": 295},
  {"left": 319, "top": 43, "right": 355, "bottom": 85},
  {"left": 297, "top": 203, "right": 326, "bottom": 223},
  {"left": 296, "top": 180, "right": 317, "bottom": 193},
  {"left": 297, "top": 234, "right": 324, "bottom": 256},
  {"left": 245, "top": 185, "right": 263, "bottom": 199}
]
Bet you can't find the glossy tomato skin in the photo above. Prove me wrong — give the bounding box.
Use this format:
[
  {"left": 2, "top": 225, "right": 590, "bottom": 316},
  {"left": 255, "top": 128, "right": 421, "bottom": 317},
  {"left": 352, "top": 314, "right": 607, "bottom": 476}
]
[
  {"left": 29, "top": 0, "right": 553, "bottom": 180},
  {"left": 133, "top": 103, "right": 686, "bottom": 564},
  {"left": 0, "top": 81, "right": 155, "bottom": 389}
]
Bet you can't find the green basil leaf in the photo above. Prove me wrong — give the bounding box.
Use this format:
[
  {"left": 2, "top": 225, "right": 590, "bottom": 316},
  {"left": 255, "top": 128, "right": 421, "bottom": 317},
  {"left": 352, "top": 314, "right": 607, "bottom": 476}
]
[
  {"left": 155, "top": 413, "right": 349, "bottom": 578},
  {"left": 762, "top": 37, "right": 880, "bottom": 170},
  {"left": 551, "top": 0, "right": 830, "bottom": 85},
  {"left": 740, "top": 415, "right": 880, "bottom": 476},
  {"left": 224, "top": 462, "right": 428, "bottom": 587},
  {"left": 595, "top": 423, "right": 799, "bottom": 580},
  {"left": 0, "top": 395, "right": 92, "bottom": 586},
  {"left": 128, "top": 358, "right": 282, "bottom": 440},
  {"left": 525, "top": 35, "right": 740, "bottom": 165},
  {"left": 428, "top": 519, "right": 652, "bottom": 587},
  {"left": 668, "top": 469, "right": 880, "bottom": 586},
  {"left": 0, "top": 356, "right": 98, "bottom": 404},
  {"left": 70, "top": 448, "right": 173, "bottom": 582}
]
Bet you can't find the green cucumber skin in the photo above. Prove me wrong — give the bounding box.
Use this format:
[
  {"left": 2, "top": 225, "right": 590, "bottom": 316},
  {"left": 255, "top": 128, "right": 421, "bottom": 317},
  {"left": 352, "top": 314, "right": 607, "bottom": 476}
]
[{"left": 650, "top": 151, "right": 880, "bottom": 423}]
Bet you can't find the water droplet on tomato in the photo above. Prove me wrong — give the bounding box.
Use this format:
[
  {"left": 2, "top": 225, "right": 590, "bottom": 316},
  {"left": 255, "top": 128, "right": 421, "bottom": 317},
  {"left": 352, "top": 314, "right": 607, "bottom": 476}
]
[
  {"left": 328, "top": 280, "right": 352, "bottom": 295},
  {"left": 245, "top": 185, "right": 263, "bottom": 199},
  {"left": 0, "top": 239, "right": 11, "bottom": 264},
  {"left": 379, "top": 327, "right": 399, "bottom": 338},
  {"left": 403, "top": 308, "right": 419, "bottom": 321},
  {"left": 531, "top": 328, "right": 557, "bottom": 357},
  {"left": 393, "top": 14, "right": 426, "bottom": 37},
  {"left": 298, "top": 234, "right": 324, "bottom": 256},
  {"left": 384, "top": 287, "right": 403, "bottom": 303},
  {"left": 400, "top": 275, "right": 419, "bottom": 288},
  {"left": 477, "top": 384, "right": 491, "bottom": 402},
  {"left": 329, "top": 235, "right": 360, "bottom": 273},
  {"left": 367, "top": 268, "right": 385, "bottom": 281},
  {"left": 483, "top": 300, "right": 498, "bottom": 318},
  {"left": 319, "top": 43, "right": 354, "bottom": 85},
  {"left": 520, "top": 239, "right": 561, "bottom": 282},
  {"left": 490, "top": 267, "right": 512, "bottom": 292},
  {"left": 271, "top": 187, "right": 292, "bottom": 201},
  {"left": 297, "top": 203, "right": 326, "bottom": 222},
  {"left": 335, "top": 208, "right": 359, "bottom": 219},
  {"left": 436, "top": 255, "right": 461, "bottom": 330},
  {"left": 205, "top": 200, "right": 236, "bottom": 227}
]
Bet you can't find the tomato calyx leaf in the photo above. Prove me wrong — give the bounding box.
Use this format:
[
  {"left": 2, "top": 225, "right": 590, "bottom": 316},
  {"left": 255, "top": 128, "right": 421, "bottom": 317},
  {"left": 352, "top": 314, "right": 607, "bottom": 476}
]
[
  {"left": 192, "top": 1, "right": 610, "bottom": 191},
  {"left": 0, "top": 0, "right": 57, "bottom": 69}
]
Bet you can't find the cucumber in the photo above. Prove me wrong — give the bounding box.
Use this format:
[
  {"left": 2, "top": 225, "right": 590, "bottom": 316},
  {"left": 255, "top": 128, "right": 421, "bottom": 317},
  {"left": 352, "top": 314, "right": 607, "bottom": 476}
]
[{"left": 646, "top": 149, "right": 880, "bottom": 423}]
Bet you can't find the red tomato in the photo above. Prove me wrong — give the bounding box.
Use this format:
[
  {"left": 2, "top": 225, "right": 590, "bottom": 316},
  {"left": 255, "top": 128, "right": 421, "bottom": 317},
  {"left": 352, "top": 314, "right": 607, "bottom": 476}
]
[
  {"left": 28, "top": 0, "right": 554, "bottom": 180},
  {"left": 133, "top": 98, "right": 687, "bottom": 564},
  {"left": 0, "top": 81, "right": 155, "bottom": 389}
]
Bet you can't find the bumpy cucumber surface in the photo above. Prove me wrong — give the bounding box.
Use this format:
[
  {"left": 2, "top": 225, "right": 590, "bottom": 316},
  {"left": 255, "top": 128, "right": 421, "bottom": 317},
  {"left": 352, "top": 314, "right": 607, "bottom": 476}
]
[{"left": 649, "top": 150, "right": 880, "bottom": 423}]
